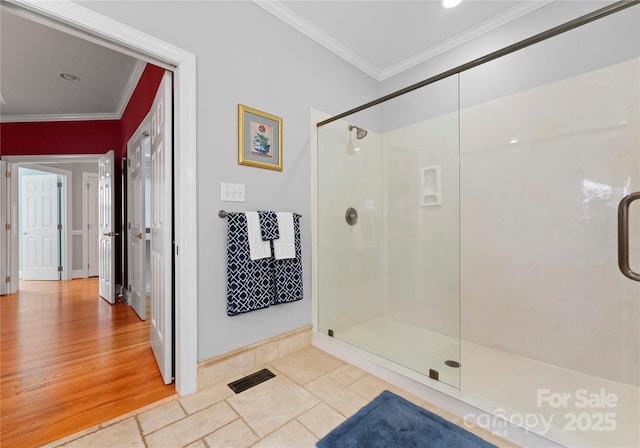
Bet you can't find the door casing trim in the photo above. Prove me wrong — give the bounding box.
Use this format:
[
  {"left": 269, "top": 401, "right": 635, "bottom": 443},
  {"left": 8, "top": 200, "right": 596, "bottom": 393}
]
[{"left": 3, "top": 0, "right": 198, "bottom": 396}]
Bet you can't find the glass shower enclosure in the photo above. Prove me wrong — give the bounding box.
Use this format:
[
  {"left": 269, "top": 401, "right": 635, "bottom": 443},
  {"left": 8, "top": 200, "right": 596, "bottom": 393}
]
[
  {"left": 316, "top": 3, "right": 639, "bottom": 447},
  {"left": 317, "top": 74, "right": 462, "bottom": 389}
]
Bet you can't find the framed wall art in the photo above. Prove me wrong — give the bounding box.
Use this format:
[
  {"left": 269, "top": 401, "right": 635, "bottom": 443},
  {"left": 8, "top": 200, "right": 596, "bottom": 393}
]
[{"left": 238, "top": 104, "right": 282, "bottom": 171}]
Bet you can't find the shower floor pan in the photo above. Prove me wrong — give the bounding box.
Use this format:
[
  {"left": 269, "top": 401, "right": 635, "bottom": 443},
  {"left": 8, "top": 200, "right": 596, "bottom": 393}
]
[
  {"left": 334, "top": 316, "right": 639, "bottom": 448},
  {"left": 336, "top": 317, "right": 461, "bottom": 386}
]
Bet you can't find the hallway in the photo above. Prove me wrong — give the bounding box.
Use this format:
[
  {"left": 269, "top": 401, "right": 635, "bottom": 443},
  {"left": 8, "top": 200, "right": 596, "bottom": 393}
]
[{"left": 0, "top": 278, "right": 175, "bottom": 447}]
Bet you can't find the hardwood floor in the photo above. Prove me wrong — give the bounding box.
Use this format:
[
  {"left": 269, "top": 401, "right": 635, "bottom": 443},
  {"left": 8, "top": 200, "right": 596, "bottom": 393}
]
[{"left": 0, "top": 278, "right": 176, "bottom": 447}]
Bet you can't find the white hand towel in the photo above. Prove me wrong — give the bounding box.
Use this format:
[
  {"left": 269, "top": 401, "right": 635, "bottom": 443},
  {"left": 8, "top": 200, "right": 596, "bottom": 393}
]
[
  {"left": 246, "top": 212, "right": 271, "bottom": 260},
  {"left": 274, "top": 212, "right": 295, "bottom": 260}
]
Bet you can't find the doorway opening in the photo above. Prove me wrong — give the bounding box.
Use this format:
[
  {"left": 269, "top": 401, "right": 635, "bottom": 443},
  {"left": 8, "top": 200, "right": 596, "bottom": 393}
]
[
  {"left": 1, "top": 0, "right": 197, "bottom": 396},
  {"left": 18, "top": 165, "right": 67, "bottom": 282},
  {"left": 6, "top": 156, "right": 101, "bottom": 291}
]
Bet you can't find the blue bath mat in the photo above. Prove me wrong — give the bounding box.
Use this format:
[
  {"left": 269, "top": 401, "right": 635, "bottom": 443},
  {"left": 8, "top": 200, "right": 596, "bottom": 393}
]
[{"left": 317, "top": 390, "right": 497, "bottom": 448}]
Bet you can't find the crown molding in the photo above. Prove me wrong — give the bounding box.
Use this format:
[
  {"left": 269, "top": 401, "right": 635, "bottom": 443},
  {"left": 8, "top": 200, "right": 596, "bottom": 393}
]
[
  {"left": 2, "top": 154, "right": 104, "bottom": 163},
  {"left": 380, "top": 0, "right": 554, "bottom": 80},
  {"left": 252, "top": 0, "right": 382, "bottom": 81},
  {"left": 0, "top": 112, "right": 119, "bottom": 123},
  {"left": 115, "top": 59, "right": 146, "bottom": 119},
  {"left": 254, "top": 0, "right": 554, "bottom": 82}
]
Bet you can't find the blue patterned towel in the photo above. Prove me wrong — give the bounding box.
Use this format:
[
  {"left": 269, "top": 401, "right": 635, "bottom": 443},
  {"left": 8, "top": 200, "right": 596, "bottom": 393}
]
[
  {"left": 273, "top": 214, "right": 303, "bottom": 304},
  {"left": 226, "top": 212, "right": 274, "bottom": 316},
  {"left": 258, "top": 211, "right": 279, "bottom": 241}
]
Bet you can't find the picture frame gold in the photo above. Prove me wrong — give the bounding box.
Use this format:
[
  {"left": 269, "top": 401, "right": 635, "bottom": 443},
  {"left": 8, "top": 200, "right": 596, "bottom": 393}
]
[{"left": 238, "top": 104, "right": 283, "bottom": 171}]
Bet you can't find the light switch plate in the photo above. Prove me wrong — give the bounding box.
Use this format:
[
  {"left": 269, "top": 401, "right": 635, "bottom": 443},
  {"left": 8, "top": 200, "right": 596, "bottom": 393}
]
[{"left": 221, "top": 182, "right": 245, "bottom": 202}]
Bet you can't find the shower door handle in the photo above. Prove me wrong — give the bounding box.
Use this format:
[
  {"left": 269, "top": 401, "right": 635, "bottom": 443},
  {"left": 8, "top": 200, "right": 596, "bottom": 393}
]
[{"left": 618, "top": 192, "right": 640, "bottom": 282}]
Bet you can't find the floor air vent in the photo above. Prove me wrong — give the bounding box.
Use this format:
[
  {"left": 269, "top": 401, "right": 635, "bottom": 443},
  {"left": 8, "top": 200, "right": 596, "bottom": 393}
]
[{"left": 228, "top": 368, "right": 276, "bottom": 394}]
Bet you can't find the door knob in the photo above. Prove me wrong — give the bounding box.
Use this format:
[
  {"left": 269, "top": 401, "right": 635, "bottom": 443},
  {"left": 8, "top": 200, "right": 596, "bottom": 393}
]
[
  {"left": 102, "top": 232, "right": 120, "bottom": 237},
  {"left": 133, "top": 233, "right": 143, "bottom": 239}
]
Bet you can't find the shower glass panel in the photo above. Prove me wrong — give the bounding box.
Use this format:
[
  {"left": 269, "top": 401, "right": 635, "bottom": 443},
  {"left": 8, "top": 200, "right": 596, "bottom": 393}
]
[
  {"left": 459, "top": 5, "right": 639, "bottom": 447},
  {"left": 317, "top": 74, "right": 461, "bottom": 388}
]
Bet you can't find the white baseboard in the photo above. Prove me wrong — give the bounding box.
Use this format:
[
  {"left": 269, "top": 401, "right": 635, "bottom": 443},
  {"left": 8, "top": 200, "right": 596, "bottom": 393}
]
[{"left": 71, "top": 269, "right": 85, "bottom": 279}]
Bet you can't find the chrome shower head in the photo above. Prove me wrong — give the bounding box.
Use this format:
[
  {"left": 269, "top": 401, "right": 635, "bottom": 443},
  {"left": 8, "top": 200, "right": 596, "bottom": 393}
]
[{"left": 348, "top": 124, "right": 368, "bottom": 139}]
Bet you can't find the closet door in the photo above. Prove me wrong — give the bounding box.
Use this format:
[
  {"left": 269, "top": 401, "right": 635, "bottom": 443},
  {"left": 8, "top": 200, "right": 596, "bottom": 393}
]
[
  {"left": 21, "top": 173, "right": 59, "bottom": 281},
  {"left": 98, "top": 150, "right": 115, "bottom": 304},
  {"left": 127, "top": 127, "right": 148, "bottom": 320}
]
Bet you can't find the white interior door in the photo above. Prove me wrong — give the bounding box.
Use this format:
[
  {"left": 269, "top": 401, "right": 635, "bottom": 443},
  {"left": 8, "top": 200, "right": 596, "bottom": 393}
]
[
  {"left": 150, "top": 71, "right": 173, "bottom": 384},
  {"left": 1, "top": 161, "right": 8, "bottom": 294},
  {"left": 87, "top": 175, "right": 99, "bottom": 277},
  {"left": 127, "top": 129, "right": 148, "bottom": 320},
  {"left": 21, "top": 173, "right": 59, "bottom": 281},
  {"left": 98, "top": 150, "right": 116, "bottom": 304}
]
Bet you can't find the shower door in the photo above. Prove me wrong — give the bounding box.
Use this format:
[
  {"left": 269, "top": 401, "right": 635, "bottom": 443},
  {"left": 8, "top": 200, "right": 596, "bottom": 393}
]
[
  {"left": 458, "top": 5, "right": 639, "bottom": 447},
  {"left": 317, "top": 74, "right": 461, "bottom": 388}
]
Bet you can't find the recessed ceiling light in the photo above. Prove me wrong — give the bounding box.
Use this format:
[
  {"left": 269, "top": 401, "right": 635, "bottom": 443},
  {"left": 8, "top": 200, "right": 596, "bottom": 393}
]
[
  {"left": 442, "top": 0, "right": 463, "bottom": 8},
  {"left": 59, "top": 73, "right": 80, "bottom": 82}
]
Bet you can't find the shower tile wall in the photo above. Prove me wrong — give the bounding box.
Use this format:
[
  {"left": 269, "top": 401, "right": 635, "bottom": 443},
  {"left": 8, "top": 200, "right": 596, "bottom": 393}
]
[
  {"left": 459, "top": 58, "right": 640, "bottom": 386},
  {"left": 383, "top": 113, "right": 460, "bottom": 339}
]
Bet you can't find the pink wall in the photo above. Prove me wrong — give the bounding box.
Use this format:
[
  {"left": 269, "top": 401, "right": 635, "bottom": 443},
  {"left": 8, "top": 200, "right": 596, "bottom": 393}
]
[{"left": 120, "top": 64, "right": 165, "bottom": 157}]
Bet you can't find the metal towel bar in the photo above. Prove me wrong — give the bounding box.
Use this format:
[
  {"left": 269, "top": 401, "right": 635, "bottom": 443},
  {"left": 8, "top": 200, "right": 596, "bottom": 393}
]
[{"left": 218, "top": 210, "right": 301, "bottom": 218}]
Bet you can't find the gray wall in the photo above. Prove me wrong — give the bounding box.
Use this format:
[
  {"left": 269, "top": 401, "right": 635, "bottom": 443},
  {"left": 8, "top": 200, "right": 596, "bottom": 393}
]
[
  {"left": 41, "top": 162, "right": 98, "bottom": 231},
  {"left": 76, "top": 0, "right": 379, "bottom": 361},
  {"left": 44, "top": 163, "right": 98, "bottom": 272}
]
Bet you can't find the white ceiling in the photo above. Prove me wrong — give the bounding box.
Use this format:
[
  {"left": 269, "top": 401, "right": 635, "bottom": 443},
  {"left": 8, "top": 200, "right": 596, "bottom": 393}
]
[
  {"left": 0, "top": 0, "right": 550, "bottom": 122},
  {"left": 263, "top": 0, "right": 549, "bottom": 80},
  {"left": 0, "top": 9, "right": 143, "bottom": 122}
]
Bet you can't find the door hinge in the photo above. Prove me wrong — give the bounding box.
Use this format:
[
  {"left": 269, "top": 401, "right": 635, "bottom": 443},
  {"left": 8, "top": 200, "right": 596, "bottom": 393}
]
[
  {"left": 57, "top": 224, "right": 63, "bottom": 230},
  {"left": 5, "top": 223, "right": 10, "bottom": 230},
  {"left": 58, "top": 266, "right": 63, "bottom": 272},
  {"left": 5, "top": 276, "right": 10, "bottom": 283},
  {"left": 5, "top": 170, "right": 11, "bottom": 178},
  {"left": 57, "top": 181, "right": 62, "bottom": 188}
]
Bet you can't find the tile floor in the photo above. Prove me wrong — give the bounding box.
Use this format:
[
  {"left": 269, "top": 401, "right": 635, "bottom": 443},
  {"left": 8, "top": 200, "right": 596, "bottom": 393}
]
[{"left": 44, "top": 346, "right": 516, "bottom": 448}]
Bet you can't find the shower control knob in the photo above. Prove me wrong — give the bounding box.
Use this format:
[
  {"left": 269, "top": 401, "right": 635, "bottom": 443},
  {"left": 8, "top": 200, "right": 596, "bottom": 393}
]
[{"left": 345, "top": 207, "right": 358, "bottom": 226}]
